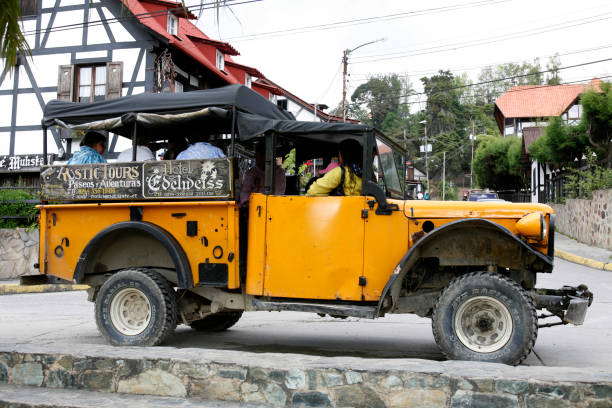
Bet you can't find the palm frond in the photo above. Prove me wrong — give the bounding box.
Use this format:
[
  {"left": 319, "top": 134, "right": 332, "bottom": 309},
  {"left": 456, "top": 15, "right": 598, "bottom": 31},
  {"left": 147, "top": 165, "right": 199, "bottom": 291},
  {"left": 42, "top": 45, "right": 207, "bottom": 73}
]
[{"left": 1, "top": 0, "right": 32, "bottom": 75}]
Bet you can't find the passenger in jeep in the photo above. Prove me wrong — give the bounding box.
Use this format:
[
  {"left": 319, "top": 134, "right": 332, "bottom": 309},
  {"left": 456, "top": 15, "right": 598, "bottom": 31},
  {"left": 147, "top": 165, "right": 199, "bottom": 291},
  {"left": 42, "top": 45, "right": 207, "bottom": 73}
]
[
  {"left": 67, "top": 131, "right": 107, "bottom": 164},
  {"left": 239, "top": 142, "right": 286, "bottom": 207}
]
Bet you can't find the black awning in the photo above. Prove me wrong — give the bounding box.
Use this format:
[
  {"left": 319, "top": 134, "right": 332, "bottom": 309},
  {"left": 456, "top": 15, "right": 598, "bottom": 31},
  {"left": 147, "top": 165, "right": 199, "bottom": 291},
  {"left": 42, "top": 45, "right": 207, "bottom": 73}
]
[{"left": 42, "top": 84, "right": 294, "bottom": 130}]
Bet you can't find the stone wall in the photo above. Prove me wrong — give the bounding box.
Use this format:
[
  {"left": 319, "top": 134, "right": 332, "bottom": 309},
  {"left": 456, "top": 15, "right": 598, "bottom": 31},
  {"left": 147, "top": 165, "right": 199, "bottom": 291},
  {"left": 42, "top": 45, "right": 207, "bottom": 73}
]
[
  {"left": 0, "top": 350, "right": 611, "bottom": 407},
  {"left": 0, "top": 228, "right": 39, "bottom": 280},
  {"left": 551, "top": 189, "right": 612, "bottom": 251}
]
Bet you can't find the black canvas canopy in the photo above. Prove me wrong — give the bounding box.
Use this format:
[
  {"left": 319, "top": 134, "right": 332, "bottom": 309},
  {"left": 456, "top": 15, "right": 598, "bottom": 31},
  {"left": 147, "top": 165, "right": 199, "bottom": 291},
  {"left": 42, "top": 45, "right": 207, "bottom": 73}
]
[{"left": 41, "top": 85, "right": 379, "bottom": 143}]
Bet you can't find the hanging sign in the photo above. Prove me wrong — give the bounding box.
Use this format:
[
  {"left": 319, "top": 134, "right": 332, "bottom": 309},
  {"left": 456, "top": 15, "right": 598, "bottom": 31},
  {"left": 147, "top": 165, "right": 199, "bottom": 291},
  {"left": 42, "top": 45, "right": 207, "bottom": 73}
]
[{"left": 0, "top": 154, "right": 55, "bottom": 172}]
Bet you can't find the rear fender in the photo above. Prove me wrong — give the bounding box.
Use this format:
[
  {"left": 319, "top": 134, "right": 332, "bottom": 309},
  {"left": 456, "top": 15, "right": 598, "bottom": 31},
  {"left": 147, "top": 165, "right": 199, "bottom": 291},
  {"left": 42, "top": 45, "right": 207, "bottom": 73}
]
[
  {"left": 73, "top": 221, "right": 193, "bottom": 288},
  {"left": 376, "top": 218, "right": 553, "bottom": 316}
]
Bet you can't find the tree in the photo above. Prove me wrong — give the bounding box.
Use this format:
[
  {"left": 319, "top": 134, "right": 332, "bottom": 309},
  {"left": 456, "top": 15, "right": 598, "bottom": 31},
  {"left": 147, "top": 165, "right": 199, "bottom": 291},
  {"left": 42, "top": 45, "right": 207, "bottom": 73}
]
[
  {"left": 473, "top": 59, "right": 543, "bottom": 104},
  {"left": 421, "top": 70, "right": 467, "bottom": 137},
  {"left": 1, "top": 0, "right": 30, "bottom": 75},
  {"left": 350, "top": 74, "right": 411, "bottom": 129},
  {"left": 473, "top": 135, "right": 523, "bottom": 190},
  {"left": 545, "top": 54, "right": 562, "bottom": 85},
  {"left": 580, "top": 81, "right": 612, "bottom": 167},
  {"left": 528, "top": 116, "right": 587, "bottom": 166}
]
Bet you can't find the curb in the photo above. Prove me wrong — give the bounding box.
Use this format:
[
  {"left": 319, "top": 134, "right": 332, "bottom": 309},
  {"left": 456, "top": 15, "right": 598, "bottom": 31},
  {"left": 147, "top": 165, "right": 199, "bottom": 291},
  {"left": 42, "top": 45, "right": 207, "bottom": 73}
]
[
  {"left": 0, "top": 283, "right": 89, "bottom": 295},
  {"left": 1, "top": 347, "right": 611, "bottom": 407},
  {"left": 555, "top": 249, "right": 612, "bottom": 271}
]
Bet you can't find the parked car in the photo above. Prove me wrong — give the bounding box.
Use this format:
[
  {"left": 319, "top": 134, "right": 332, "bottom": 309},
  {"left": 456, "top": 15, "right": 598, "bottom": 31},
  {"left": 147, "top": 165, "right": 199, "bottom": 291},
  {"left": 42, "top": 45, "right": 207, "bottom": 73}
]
[
  {"left": 468, "top": 189, "right": 499, "bottom": 201},
  {"left": 35, "top": 85, "right": 592, "bottom": 365}
]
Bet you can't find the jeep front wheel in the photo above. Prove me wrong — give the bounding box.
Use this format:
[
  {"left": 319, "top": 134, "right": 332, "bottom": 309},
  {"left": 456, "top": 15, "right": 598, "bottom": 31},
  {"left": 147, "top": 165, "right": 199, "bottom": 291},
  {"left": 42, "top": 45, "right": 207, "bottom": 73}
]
[
  {"left": 95, "top": 269, "right": 178, "bottom": 346},
  {"left": 432, "top": 272, "right": 537, "bottom": 365}
]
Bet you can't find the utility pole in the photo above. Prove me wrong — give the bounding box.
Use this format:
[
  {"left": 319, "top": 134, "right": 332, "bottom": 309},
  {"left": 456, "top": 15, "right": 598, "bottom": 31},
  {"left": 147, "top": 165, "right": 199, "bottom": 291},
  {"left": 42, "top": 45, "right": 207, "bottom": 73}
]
[
  {"left": 403, "top": 128, "right": 406, "bottom": 149},
  {"left": 425, "top": 124, "right": 429, "bottom": 193},
  {"left": 442, "top": 151, "right": 446, "bottom": 201},
  {"left": 341, "top": 38, "right": 385, "bottom": 122},
  {"left": 342, "top": 50, "right": 348, "bottom": 122},
  {"left": 470, "top": 121, "right": 475, "bottom": 189}
]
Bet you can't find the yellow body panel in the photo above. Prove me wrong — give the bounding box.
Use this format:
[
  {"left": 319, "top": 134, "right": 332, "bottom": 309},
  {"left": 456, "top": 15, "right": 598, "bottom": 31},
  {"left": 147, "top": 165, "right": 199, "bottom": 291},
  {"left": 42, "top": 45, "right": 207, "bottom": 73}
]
[
  {"left": 40, "top": 194, "right": 554, "bottom": 303},
  {"left": 363, "top": 199, "right": 409, "bottom": 301},
  {"left": 260, "top": 195, "right": 366, "bottom": 301},
  {"left": 245, "top": 194, "right": 268, "bottom": 295},
  {"left": 39, "top": 201, "right": 240, "bottom": 288}
]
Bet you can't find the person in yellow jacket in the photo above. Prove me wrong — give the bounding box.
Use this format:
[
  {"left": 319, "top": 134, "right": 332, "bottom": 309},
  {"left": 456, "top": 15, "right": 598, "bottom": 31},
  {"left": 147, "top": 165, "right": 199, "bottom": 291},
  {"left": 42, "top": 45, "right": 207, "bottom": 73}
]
[{"left": 307, "top": 139, "right": 363, "bottom": 196}]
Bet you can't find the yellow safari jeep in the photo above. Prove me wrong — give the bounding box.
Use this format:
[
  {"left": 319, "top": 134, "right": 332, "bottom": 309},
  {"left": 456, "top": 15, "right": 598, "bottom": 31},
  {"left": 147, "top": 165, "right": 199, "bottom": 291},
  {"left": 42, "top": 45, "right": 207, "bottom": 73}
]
[{"left": 37, "top": 85, "right": 592, "bottom": 365}]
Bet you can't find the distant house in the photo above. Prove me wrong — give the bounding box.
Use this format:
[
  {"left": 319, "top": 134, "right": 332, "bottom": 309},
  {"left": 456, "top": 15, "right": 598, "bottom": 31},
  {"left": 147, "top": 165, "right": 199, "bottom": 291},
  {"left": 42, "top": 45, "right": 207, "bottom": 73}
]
[
  {"left": 0, "top": 0, "right": 329, "bottom": 185},
  {"left": 257, "top": 78, "right": 353, "bottom": 123},
  {"left": 493, "top": 78, "right": 601, "bottom": 203}
]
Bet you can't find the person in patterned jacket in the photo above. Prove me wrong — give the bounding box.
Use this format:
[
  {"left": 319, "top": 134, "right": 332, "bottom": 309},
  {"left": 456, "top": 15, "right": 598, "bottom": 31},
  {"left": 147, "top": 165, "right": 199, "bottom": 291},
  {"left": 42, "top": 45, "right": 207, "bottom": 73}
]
[{"left": 67, "top": 131, "right": 107, "bottom": 164}]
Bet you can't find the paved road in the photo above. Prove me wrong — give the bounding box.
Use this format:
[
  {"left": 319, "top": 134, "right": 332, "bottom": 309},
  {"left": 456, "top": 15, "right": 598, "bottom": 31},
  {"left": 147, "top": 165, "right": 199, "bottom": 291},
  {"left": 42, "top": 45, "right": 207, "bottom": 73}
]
[{"left": 0, "top": 258, "right": 610, "bottom": 368}]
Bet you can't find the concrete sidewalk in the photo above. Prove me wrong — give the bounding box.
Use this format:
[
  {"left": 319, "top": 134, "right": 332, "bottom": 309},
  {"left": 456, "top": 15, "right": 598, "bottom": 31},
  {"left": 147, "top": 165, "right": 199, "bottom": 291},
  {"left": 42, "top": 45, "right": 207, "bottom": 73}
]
[{"left": 554, "top": 232, "right": 612, "bottom": 271}]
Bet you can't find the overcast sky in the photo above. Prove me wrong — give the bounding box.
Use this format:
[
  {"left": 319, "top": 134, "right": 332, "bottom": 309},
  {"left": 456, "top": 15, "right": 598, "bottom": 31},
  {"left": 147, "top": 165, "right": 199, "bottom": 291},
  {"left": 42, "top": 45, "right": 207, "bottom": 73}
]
[{"left": 190, "top": 0, "right": 612, "bottom": 112}]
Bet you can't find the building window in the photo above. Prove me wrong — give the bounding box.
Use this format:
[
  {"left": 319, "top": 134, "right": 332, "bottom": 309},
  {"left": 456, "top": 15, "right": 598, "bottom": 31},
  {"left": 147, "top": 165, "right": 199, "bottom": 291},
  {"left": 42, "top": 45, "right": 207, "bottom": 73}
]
[
  {"left": 277, "top": 98, "right": 288, "bottom": 110},
  {"left": 216, "top": 49, "right": 225, "bottom": 71},
  {"left": 568, "top": 103, "right": 582, "bottom": 120},
  {"left": 19, "top": 0, "right": 37, "bottom": 17},
  {"left": 167, "top": 12, "right": 178, "bottom": 36},
  {"left": 245, "top": 73, "right": 252, "bottom": 88},
  {"left": 76, "top": 65, "right": 106, "bottom": 103},
  {"left": 174, "top": 80, "right": 183, "bottom": 93}
]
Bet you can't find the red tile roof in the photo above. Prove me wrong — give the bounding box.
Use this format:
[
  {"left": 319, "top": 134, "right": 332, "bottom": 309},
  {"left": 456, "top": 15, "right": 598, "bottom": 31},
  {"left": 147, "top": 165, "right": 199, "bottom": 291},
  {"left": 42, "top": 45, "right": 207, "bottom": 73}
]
[
  {"left": 139, "top": 0, "right": 197, "bottom": 19},
  {"left": 495, "top": 78, "right": 602, "bottom": 118},
  {"left": 121, "top": 0, "right": 241, "bottom": 85}
]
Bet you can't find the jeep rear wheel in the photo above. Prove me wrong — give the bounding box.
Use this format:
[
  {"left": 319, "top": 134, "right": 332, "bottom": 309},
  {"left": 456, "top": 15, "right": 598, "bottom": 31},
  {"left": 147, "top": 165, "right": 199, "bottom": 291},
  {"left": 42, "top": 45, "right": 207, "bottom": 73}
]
[
  {"left": 189, "top": 311, "right": 243, "bottom": 332},
  {"left": 432, "top": 272, "right": 537, "bottom": 365},
  {"left": 95, "top": 269, "right": 178, "bottom": 346}
]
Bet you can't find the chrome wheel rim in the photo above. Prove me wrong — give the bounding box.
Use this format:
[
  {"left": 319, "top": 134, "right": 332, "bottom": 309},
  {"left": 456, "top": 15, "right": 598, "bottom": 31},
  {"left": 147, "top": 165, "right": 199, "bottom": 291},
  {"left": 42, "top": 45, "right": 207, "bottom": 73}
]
[
  {"left": 454, "top": 295, "right": 513, "bottom": 353},
  {"left": 110, "top": 288, "right": 151, "bottom": 335}
]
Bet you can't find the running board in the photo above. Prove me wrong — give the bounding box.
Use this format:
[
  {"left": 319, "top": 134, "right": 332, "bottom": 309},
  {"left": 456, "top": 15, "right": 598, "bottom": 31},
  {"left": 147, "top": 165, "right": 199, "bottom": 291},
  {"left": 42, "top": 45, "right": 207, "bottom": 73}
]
[{"left": 251, "top": 299, "right": 377, "bottom": 319}]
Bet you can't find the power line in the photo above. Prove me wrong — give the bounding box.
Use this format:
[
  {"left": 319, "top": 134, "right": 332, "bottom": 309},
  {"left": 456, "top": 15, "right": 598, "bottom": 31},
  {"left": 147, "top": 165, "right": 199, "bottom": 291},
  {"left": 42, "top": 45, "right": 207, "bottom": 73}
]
[
  {"left": 399, "top": 74, "right": 612, "bottom": 107},
  {"left": 350, "top": 44, "right": 612, "bottom": 79},
  {"left": 383, "top": 57, "right": 612, "bottom": 101},
  {"left": 351, "top": 12, "right": 612, "bottom": 64},
  {"left": 223, "top": 0, "right": 512, "bottom": 42},
  {"left": 21, "top": 0, "right": 261, "bottom": 37}
]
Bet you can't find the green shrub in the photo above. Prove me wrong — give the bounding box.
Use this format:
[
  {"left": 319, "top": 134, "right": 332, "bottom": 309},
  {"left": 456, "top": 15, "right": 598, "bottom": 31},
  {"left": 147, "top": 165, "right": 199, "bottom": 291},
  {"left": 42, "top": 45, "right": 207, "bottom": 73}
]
[
  {"left": 564, "top": 149, "right": 612, "bottom": 199},
  {"left": 0, "top": 189, "right": 39, "bottom": 229}
]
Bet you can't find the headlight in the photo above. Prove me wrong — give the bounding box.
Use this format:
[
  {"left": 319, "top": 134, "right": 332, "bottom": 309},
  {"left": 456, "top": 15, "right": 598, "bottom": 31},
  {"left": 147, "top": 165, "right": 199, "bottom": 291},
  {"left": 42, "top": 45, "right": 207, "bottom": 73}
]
[{"left": 516, "top": 212, "right": 546, "bottom": 240}]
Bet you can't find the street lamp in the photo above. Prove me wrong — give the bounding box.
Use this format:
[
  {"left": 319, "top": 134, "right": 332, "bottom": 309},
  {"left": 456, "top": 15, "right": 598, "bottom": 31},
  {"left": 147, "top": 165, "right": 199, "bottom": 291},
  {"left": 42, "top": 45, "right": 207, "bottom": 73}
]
[
  {"left": 419, "top": 120, "right": 429, "bottom": 193},
  {"left": 341, "top": 38, "right": 386, "bottom": 121}
]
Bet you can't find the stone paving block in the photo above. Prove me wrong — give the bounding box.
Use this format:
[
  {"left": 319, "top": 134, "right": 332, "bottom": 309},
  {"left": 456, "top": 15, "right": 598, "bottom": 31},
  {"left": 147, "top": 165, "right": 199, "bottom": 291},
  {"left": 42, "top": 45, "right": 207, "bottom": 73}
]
[
  {"left": 450, "top": 390, "right": 518, "bottom": 408},
  {"left": 12, "top": 362, "right": 43, "bottom": 387}
]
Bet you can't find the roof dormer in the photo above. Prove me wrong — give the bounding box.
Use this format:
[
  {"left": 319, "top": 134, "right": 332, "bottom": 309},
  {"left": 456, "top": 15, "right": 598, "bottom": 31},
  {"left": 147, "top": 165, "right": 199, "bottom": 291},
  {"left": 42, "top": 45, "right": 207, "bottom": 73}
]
[{"left": 167, "top": 11, "right": 178, "bottom": 36}]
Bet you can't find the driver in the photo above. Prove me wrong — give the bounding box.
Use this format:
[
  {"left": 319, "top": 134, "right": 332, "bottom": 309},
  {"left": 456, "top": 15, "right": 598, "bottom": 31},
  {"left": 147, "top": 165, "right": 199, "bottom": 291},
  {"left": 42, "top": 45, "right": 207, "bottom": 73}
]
[{"left": 306, "top": 139, "right": 362, "bottom": 197}]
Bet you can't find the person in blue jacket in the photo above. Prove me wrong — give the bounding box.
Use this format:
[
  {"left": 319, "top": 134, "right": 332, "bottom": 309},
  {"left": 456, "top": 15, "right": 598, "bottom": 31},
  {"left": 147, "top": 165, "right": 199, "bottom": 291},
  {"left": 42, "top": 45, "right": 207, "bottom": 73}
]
[{"left": 67, "top": 131, "right": 107, "bottom": 164}]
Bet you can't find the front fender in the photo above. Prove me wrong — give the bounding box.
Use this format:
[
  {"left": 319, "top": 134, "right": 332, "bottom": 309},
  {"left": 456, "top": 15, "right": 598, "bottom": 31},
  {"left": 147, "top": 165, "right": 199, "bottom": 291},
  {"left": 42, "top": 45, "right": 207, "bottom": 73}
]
[{"left": 376, "top": 218, "right": 553, "bottom": 316}]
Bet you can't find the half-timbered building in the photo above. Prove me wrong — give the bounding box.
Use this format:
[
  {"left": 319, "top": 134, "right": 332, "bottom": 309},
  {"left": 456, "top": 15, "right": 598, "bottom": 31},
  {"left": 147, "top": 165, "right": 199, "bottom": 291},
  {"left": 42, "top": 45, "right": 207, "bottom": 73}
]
[{"left": 1, "top": 0, "right": 340, "bottom": 185}]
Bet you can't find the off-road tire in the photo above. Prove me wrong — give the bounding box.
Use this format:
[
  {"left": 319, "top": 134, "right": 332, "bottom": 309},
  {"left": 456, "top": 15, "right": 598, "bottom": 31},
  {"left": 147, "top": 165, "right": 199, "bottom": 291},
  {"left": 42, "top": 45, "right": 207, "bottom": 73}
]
[
  {"left": 432, "top": 271, "right": 537, "bottom": 366},
  {"left": 95, "top": 268, "right": 178, "bottom": 346},
  {"left": 189, "top": 311, "right": 243, "bottom": 332}
]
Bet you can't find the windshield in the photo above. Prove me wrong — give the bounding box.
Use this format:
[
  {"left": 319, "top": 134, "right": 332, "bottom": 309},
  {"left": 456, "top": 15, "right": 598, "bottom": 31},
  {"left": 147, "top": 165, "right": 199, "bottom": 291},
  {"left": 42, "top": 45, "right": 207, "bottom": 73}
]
[{"left": 375, "top": 138, "right": 404, "bottom": 198}]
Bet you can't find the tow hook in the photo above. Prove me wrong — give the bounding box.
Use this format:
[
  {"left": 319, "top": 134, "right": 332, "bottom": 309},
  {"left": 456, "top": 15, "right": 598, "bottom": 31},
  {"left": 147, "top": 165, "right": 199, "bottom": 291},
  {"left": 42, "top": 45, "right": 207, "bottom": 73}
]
[{"left": 532, "top": 285, "right": 593, "bottom": 328}]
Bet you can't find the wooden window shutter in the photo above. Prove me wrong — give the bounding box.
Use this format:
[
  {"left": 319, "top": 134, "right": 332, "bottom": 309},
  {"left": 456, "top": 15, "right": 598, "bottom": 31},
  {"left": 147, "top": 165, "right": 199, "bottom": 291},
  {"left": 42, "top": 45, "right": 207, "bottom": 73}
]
[
  {"left": 105, "top": 61, "right": 123, "bottom": 99},
  {"left": 57, "top": 65, "right": 74, "bottom": 101}
]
